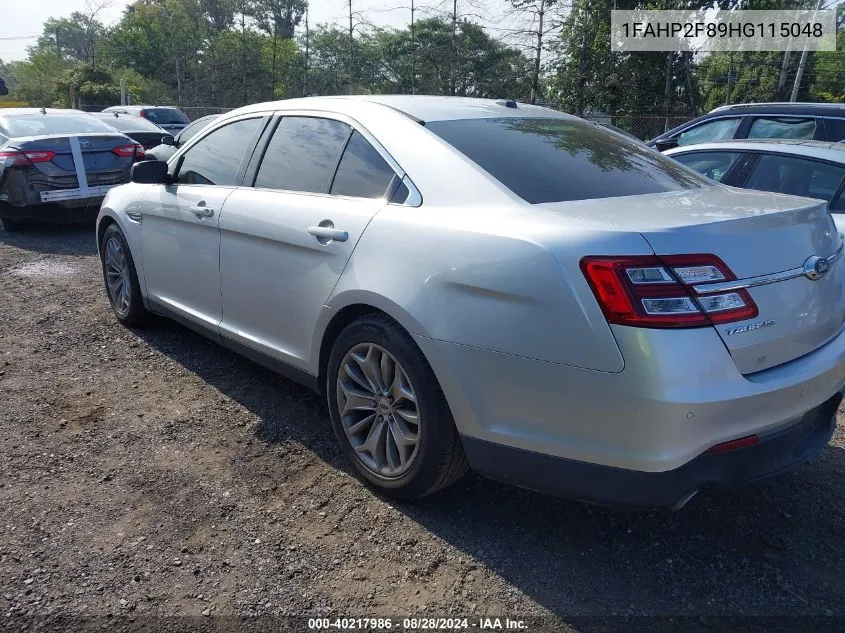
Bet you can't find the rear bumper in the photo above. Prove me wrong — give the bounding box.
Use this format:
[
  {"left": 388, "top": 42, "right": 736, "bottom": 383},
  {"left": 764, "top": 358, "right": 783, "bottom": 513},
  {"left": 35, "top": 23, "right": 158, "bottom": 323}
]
[
  {"left": 462, "top": 392, "right": 841, "bottom": 508},
  {"left": 0, "top": 201, "right": 100, "bottom": 223}
]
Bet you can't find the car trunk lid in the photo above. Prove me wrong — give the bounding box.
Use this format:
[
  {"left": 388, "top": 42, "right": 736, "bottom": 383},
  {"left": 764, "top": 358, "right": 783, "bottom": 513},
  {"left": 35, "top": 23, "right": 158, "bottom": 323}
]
[{"left": 542, "top": 186, "right": 845, "bottom": 374}]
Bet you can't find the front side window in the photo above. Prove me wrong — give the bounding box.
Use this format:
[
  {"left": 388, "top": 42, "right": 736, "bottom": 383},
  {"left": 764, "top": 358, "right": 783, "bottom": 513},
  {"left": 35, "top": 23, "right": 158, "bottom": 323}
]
[
  {"left": 177, "top": 116, "right": 220, "bottom": 145},
  {"left": 255, "top": 117, "right": 350, "bottom": 193},
  {"left": 175, "top": 117, "right": 263, "bottom": 186},
  {"left": 744, "top": 153, "right": 845, "bottom": 202},
  {"left": 748, "top": 117, "right": 816, "bottom": 140},
  {"left": 427, "top": 117, "right": 706, "bottom": 204},
  {"left": 671, "top": 151, "right": 743, "bottom": 183},
  {"left": 676, "top": 117, "right": 742, "bottom": 146},
  {"left": 330, "top": 131, "right": 395, "bottom": 198}
]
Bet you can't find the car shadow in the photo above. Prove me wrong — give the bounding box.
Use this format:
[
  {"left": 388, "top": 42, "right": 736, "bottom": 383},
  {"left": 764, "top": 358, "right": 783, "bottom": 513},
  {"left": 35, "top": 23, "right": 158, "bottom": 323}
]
[
  {"left": 0, "top": 223, "right": 97, "bottom": 256},
  {"left": 134, "top": 319, "right": 845, "bottom": 621}
]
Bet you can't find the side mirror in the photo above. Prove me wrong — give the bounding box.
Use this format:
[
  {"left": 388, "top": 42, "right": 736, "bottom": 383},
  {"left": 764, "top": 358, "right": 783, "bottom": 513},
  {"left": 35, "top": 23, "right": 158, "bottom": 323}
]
[
  {"left": 655, "top": 138, "right": 679, "bottom": 152},
  {"left": 161, "top": 135, "right": 175, "bottom": 146},
  {"left": 131, "top": 160, "right": 170, "bottom": 184}
]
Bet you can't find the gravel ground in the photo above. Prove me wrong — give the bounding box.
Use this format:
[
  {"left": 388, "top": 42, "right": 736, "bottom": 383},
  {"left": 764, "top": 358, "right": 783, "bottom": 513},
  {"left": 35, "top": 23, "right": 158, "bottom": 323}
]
[{"left": 1, "top": 226, "right": 845, "bottom": 630}]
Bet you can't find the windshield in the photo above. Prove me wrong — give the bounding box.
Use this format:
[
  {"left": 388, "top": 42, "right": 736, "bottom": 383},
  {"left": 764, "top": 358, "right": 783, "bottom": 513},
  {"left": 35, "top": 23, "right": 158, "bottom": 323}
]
[
  {"left": 427, "top": 117, "right": 707, "bottom": 204},
  {"left": 144, "top": 108, "right": 189, "bottom": 125},
  {"left": 2, "top": 113, "right": 118, "bottom": 137},
  {"left": 94, "top": 113, "right": 164, "bottom": 133}
]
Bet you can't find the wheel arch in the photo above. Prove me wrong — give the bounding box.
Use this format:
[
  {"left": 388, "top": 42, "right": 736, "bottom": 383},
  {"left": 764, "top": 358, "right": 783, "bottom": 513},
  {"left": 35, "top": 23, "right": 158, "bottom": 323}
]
[
  {"left": 317, "top": 291, "right": 428, "bottom": 396},
  {"left": 96, "top": 212, "right": 119, "bottom": 257}
]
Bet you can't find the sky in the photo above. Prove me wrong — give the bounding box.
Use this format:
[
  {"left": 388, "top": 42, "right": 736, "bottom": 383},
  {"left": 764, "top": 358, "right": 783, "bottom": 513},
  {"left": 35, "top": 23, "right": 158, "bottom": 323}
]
[{"left": 0, "top": 0, "right": 519, "bottom": 62}]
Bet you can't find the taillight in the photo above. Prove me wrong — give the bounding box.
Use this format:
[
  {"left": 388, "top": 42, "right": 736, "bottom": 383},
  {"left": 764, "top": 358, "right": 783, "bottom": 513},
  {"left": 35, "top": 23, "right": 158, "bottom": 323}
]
[
  {"left": 112, "top": 143, "right": 145, "bottom": 160},
  {"left": 580, "top": 254, "right": 758, "bottom": 328},
  {"left": 0, "top": 149, "right": 56, "bottom": 166},
  {"left": 139, "top": 110, "right": 148, "bottom": 119}
]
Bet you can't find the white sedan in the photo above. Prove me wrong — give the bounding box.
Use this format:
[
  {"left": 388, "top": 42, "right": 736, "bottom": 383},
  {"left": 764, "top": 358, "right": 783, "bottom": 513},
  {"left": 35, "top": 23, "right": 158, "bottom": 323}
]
[{"left": 664, "top": 139, "right": 845, "bottom": 232}]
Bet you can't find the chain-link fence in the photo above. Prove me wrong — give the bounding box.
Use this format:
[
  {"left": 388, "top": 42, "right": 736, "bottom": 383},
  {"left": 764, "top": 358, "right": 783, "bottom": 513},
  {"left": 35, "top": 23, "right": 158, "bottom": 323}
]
[
  {"left": 604, "top": 115, "right": 694, "bottom": 141},
  {"left": 75, "top": 104, "right": 236, "bottom": 119}
]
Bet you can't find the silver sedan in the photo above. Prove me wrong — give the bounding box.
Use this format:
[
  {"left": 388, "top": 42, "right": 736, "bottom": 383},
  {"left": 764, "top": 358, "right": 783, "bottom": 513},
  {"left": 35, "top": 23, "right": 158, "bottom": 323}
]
[{"left": 96, "top": 96, "right": 845, "bottom": 508}]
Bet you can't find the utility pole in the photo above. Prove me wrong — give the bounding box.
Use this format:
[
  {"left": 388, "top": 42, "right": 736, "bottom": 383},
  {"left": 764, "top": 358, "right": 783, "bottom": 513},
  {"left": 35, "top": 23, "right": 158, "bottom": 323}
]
[
  {"left": 530, "top": 0, "right": 546, "bottom": 104},
  {"left": 411, "top": 0, "right": 416, "bottom": 95},
  {"left": 450, "top": 0, "right": 457, "bottom": 96},
  {"left": 724, "top": 53, "right": 734, "bottom": 106},
  {"left": 790, "top": 0, "right": 825, "bottom": 102},
  {"left": 304, "top": 5, "right": 310, "bottom": 95},
  {"left": 348, "top": 0, "right": 354, "bottom": 94},
  {"left": 119, "top": 78, "right": 126, "bottom": 105}
]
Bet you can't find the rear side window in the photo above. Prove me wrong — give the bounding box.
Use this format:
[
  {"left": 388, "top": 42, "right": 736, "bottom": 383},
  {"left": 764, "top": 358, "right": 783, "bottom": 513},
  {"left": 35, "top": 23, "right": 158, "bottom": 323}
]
[
  {"left": 255, "top": 117, "right": 350, "bottom": 193},
  {"left": 744, "top": 154, "right": 845, "bottom": 202},
  {"left": 748, "top": 117, "right": 816, "bottom": 140},
  {"left": 143, "top": 108, "right": 189, "bottom": 124},
  {"left": 330, "top": 131, "right": 395, "bottom": 198},
  {"left": 427, "top": 117, "right": 706, "bottom": 204},
  {"left": 175, "top": 117, "right": 263, "bottom": 186},
  {"left": 671, "top": 151, "right": 743, "bottom": 183},
  {"left": 676, "top": 118, "right": 741, "bottom": 146}
]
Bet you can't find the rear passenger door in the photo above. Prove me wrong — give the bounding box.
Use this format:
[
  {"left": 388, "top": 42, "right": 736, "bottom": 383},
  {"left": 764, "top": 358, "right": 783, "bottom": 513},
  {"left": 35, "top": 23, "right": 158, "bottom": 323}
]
[{"left": 218, "top": 114, "right": 400, "bottom": 371}]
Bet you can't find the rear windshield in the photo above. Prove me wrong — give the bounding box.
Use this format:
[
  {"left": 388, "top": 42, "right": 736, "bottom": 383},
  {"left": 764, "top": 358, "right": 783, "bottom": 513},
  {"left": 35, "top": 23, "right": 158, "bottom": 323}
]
[
  {"left": 143, "top": 108, "right": 189, "bottom": 125},
  {"left": 427, "top": 117, "right": 707, "bottom": 204},
  {"left": 1, "top": 113, "right": 117, "bottom": 137},
  {"left": 94, "top": 113, "right": 165, "bottom": 133}
]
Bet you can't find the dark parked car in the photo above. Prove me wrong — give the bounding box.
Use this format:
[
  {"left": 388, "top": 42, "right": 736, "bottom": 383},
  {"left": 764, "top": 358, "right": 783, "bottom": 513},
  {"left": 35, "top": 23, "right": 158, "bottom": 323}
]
[
  {"left": 144, "top": 114, "right": 220, "bottom": 161},
  {"left": 0, "top": 78, "right": 8, "bottom": 96},
  {"left": 0, "top": 108, "right": 144, "bottom": 230},
  {"left": 101, "top": 105, "right": 190, "bottom": 134},
  {"left": 649, "top": 103, "right": 845, "bottom": 151},
  {"left": 91, "top": 112, "right": 174, "bottom": 150}
]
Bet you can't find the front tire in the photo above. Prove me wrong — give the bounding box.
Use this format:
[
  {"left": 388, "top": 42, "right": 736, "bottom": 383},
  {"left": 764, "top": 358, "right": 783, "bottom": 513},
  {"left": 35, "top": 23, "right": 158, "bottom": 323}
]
[
  {"left": 327, "top": 314, "right": 468, "bottom": 499},
  {"left": 100, "top": 223, "right": 148, "bottom": 327}
]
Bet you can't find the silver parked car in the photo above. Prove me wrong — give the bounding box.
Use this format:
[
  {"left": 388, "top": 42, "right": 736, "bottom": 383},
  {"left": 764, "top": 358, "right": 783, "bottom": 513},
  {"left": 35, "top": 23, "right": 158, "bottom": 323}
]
[{"left": 96, "top": 96, "right": 845, "bottom": 508}]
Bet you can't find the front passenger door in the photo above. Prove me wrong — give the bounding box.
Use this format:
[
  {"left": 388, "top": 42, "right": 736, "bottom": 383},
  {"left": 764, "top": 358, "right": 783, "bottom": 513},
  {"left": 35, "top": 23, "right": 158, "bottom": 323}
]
[{"left": 140, "top": 115, "right": 266, "bottom": 328}]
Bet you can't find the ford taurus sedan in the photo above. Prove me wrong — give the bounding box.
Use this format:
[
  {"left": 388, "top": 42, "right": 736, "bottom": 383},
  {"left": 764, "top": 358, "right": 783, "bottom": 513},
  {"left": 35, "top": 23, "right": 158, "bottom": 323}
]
[{"left": 96, "top": 96, "right": 845, "bottom": 508}]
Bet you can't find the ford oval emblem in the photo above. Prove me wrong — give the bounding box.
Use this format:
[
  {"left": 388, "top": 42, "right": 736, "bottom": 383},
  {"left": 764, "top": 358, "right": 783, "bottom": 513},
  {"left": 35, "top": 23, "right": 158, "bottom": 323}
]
[{"left": 804, "top": 255, "right": 830, "bottom": 281}]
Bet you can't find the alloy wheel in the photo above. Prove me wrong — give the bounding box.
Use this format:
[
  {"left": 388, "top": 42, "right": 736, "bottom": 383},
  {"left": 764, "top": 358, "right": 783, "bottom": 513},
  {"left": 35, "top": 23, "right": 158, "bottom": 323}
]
[
  {"left": 104, "top": 236, "right": 131, "bottom": 316},
  {"left": 335, "top": 343, "right": 421, "bottom": 477}
]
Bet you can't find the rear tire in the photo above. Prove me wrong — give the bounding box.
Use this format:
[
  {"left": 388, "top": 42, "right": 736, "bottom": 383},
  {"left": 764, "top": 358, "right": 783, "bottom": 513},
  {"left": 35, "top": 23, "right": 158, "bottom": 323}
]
[
  {"left": 100, "top": 223, "right": 148, "bottom": 327},
  {"left": 327, "top": 314, "right": 468, "bottom": 499}
]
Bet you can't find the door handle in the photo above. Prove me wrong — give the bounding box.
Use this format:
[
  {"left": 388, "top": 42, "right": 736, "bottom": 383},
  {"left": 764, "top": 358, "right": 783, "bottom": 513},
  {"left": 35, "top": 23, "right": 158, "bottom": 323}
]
[
  {"left": 191, "top": 204, "right": 215, "bottom": 219},
  {"left": 307, "top": 225, "right": 348, "bottom": 242}
]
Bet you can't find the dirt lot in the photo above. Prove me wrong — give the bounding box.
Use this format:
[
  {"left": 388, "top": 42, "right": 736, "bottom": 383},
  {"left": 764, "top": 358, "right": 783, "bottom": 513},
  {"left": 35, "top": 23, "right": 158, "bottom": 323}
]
[{"left": 1, "top": 226, "right": 845, "bottom": 629}]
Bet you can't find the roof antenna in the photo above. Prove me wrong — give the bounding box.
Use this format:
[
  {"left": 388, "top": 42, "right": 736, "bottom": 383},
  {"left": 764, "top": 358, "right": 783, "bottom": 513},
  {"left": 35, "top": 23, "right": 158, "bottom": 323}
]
[
  {"left": 40, "top": 107, "right": 47, "bottom": 115},
  {"left": 495, "top": 99, "right": 518, "bottom": 109}
]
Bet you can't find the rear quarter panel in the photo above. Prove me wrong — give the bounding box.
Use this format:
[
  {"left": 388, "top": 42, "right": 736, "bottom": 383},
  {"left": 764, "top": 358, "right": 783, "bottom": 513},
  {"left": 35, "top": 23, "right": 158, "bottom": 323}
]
[{"left": 325, "top": 203, "right": 643, "bottom": 374}]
